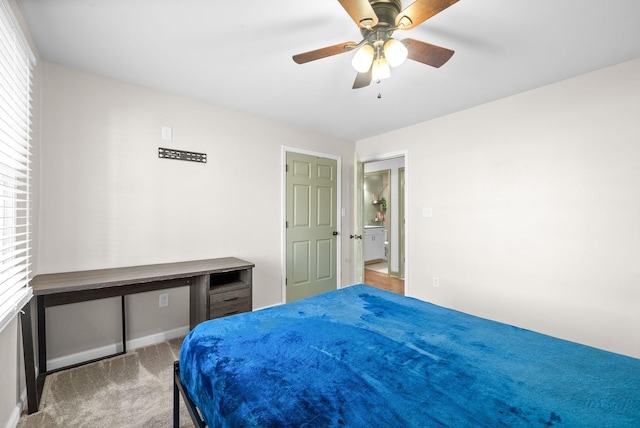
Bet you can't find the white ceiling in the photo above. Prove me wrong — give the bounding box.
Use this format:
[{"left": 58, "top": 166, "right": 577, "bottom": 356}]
[{"left": 16, "top": 0, "right": 640, "bottom": 141}]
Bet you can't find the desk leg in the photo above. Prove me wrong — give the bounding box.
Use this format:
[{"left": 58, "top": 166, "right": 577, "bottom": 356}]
[
  {"left": 20, "top": 298, "right": 40, "bottom": 414},
  {"left": 121, "top": 295, "right": 127, "bottom": 353},
  {"left": 36, "top": 296, "right": 46, "bottom": 374}
]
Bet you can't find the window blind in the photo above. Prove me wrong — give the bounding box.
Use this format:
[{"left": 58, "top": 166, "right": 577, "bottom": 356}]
[{"left": 0, "top": 0, "right": 34, "bottom": 333}]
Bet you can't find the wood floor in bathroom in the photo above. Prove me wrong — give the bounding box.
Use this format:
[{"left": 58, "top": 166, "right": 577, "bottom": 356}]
[{"left": 364, "top": 267, "right": 404, "bottom": 295}]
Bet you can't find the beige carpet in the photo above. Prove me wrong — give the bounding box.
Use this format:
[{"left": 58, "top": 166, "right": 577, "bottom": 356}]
[{"left": 18, "top": 338, "right": 195, "bottom": 428}]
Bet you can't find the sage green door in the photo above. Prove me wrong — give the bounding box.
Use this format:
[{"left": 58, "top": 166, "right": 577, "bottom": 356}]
[{"left": 286, "top": 152, "right": 338, "bottom": 302}]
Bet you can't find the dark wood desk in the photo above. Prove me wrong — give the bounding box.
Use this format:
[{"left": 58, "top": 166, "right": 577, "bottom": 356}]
[{"left": 21, "top": 257, "right": 254, "bottom": 414}]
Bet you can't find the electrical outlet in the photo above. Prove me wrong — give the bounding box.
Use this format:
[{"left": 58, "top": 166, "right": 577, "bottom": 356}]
[
  {"left": 432, "top": 277, "right": 440, "bottom": 288},
  {"left": 159, "top": 293, "right": 169, "bottom": 307}
]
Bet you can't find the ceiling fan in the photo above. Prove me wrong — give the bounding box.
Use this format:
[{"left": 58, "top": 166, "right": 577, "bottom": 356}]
[{"left": 292, "top": 0, "right": 459, "bottom": 89}]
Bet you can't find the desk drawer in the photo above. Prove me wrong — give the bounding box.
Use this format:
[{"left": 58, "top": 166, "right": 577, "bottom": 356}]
[{"left": 209, "top": 286, "right": 251, "bottom": 319}]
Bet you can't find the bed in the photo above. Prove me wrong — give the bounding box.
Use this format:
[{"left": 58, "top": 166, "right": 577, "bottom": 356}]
[{"left": 174, "top": 284, "right": 640, "bottom": 427}]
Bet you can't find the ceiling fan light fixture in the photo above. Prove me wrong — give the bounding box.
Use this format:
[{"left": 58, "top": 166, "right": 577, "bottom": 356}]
[
  {"left": 352, "top": 44, "right": 375, "bottom": 73},
  {"left": 384, "top": 38, "right": 408, "bottom": 67},
  {"left": 372, "top": 57, "right": 391, "bottom": 81},
  {"left": 396, "top": 15, "right": 412, "bottom": 29}
]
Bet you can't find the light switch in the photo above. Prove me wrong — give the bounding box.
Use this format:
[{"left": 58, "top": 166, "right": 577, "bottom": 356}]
[
  {"left": 161, "top": 126, "right": 172, "bottom": 140},
  {"left": 423, "top": 207, "right": 433, "bottom": 218}
]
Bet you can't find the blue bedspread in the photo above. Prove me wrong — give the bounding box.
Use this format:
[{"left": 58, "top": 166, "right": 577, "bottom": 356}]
[{"left": 180, "top": 284, "right": 640, "bottom": 427}]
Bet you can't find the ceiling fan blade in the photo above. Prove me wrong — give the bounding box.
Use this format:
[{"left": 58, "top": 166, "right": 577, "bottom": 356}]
[
  {"left": 402, "top": 38, "right": 454, "bottom": 68},
  {"left": 293, "top": 42, "right": 358, "bottom": 64},
  {"left": 396, "top": 0, "right": 459, "bottom": 30},
  {"left": 338, "top": 0, "right": 379, "bottom": 28},
  {"left": 352, "top": 68, "right": 372, "bottom": 89}
]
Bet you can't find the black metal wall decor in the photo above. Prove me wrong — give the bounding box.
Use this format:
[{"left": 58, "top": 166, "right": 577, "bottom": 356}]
[{"left": 158, "top": 147, "right": 207, "bottom": 163}]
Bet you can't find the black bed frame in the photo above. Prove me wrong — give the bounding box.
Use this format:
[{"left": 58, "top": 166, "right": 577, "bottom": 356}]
[{"left": 173, "top": 361, "right": 207, "bottom": 428}]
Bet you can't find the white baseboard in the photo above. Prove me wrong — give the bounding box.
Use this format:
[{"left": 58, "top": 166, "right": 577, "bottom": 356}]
[
  {"left": 126, "top": 326, "right": 190, "bottom": 350},
  {"left": 5, "top": 389, "right": 26, "bottom": 428},
  {"left": 47, "top": 326, "right": 189, "bottom": 371},
  {"left": 255, "top": 302, "right": 283, "bottom": 311}
]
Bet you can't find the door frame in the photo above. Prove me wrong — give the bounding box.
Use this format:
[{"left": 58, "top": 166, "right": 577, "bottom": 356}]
[
  {"left": 281, "top": 146, "right": 342, "bottom": 304},
  {"left": 360, "top": 150, "right": 409, "bottom": 295},
  {"left": 398, "top": 167, "right": 406, "bottom": 279},
  {"left": 354, "top": 152, "right": 364, "bottom": 284}
]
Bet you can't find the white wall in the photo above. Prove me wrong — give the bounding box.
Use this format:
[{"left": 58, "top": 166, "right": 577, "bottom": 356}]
[
  {"left": 38, "top": 61, "right": 356, "bottom": 362},
  {"left": 357, "top": 58, "right": 640, "bottom": 359},
  {"left": 0, "top": 318, "right": 21, "bottom": 428}
]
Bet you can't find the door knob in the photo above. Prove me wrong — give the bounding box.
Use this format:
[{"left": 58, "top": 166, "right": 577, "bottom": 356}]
[
  {"left": 332, "top": 231, "right": 339, "bottom": 236},
  {"left": 350, "top": 234, "right": 363, "bottom": 239}
]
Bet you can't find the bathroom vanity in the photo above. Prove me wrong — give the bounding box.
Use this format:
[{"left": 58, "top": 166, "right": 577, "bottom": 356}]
[{"left": 364, "top": 226, "right": 386, "bottom": 262}]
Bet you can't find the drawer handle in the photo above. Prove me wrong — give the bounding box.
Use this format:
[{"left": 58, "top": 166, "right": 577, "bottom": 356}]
[{"left": 223, "top": 297, "right": 239, "bottom": 302}]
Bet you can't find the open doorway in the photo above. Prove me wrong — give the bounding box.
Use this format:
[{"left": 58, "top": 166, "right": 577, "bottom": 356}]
[{"left": 362, "top": 156, "right": 405, "bottom": 295}]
